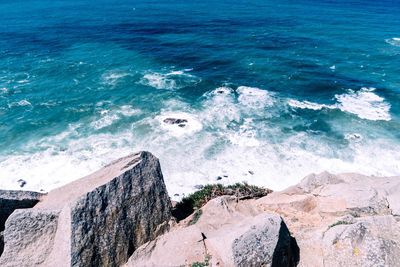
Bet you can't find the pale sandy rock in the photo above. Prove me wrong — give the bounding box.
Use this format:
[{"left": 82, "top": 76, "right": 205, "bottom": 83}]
[
  {"left": 127, "top": 196, "right": 299, "bottom": 267},
  {"left": 129, "top": 171, "right": 400, "bottom": 267},
  {"left": 1, "top": 209, "right": 59, "bottom": 266},
  {"left": 323, "top": 216, "right": 400, "bottom": 267},
  {"left": 0, "top": 190, "right": 45, "bottom": 256},
  {"left": 256, "top": 172, "right": 400, "bottom": 267}
]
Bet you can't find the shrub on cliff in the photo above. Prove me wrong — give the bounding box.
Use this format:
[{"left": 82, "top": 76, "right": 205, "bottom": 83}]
[{"left": 172, "top": 183, "right": 272, "bottom": 221}]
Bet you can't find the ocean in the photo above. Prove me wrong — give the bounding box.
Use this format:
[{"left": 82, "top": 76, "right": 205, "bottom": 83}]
[{"left": 0, "top": 0, "right": 399, "bottom": 198}]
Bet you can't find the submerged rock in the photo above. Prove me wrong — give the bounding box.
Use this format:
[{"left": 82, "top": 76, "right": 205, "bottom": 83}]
[{"left": 0, "top": 151, "right": 171, "bottom": 267}]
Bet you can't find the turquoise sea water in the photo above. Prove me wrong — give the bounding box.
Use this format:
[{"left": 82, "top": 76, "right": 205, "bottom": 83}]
[{"left": 1, "top": 0, "right": 399, "bottom": 197}]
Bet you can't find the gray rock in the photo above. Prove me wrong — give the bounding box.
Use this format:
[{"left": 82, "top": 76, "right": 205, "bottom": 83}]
[
  {"left": 1, "top": 209, "right": 59, "bottom": 266},
  {"left": 0, "top": 232, "right": 3, "bottom": 257},
  {"left": 232, "top": 214, "right": 299, "bottom": 267},
  {"left": 0, "top": 151, "right": 171, "bottom": 267},
  {"left": 258, "top": 172, "right": 400, "bottom": 267},
  {"left": 0, "top": 190, "right": 44, "bottom": 256},
  {"left": 323, "top": 216, "right": 400, "bottom": 267},
  {"left": 0, "top": 190, "right": 44, "bottom": 232}
]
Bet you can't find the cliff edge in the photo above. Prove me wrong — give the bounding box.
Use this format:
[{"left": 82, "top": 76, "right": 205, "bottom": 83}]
[{"left": 1, "top": 152, "right": 399, "bottom": 267}]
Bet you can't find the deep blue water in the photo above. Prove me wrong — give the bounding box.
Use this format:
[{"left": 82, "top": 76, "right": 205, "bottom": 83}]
[{"left": 1, "top": 0, "right": 399, "bottom": 196}]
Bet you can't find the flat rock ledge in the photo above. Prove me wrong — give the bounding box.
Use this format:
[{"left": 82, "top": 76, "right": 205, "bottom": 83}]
[{"left": 0, "top": 151, "right": 171, "bottom": 267}]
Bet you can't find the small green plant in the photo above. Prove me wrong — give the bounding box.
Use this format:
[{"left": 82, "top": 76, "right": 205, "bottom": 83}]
[
  {"left": 188, "top": 209, "right": 203, "bottom": 225},
  {"left": 328, "top": 220, "right": 352, "bottom": 229},
  {"left": 190, "top": 254, "right": 211, "bottom": 267},
  {"left": 191, "top": 262, "right": 207, "bottom": 267},
  {"left": 172, "top": 183, "right": 272, "bottom": 221}
]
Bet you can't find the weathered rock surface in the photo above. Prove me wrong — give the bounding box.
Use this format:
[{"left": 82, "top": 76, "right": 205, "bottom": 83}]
[
  {"left": 128, "top": 171, "right": 400, "bottom": 267},
  {"left": 256, "top": 172, "right": 400, "bottom": 267},
  {"left": 127, "top": 196, "right": 299, "bottom": 267},
  {"left": 0, "top": 190, "right": 45, "bottom": 255},
  {"left": 0, "top": 151, "right": 171, "bottom": 267},
  {"left": 0, "top": 190, "right": 44, "bottom": 231},
  {"left": 1, "top": 155, "right": 399, "bottom": 267}
]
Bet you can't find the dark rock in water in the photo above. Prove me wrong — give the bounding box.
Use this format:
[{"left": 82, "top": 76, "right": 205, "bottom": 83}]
[
  {"left": 163, "top": 118, "right": 188, "bottom": 125},
  {"left": 0, "top": 151, "right": 172, "bottom": 267},
  {"left": 17, "top": 179, "right": 26, "bottom": 188},
  {"left": 174, "top": 193, "right": 179, "bottom": 197},
  {"left": 248, "top": 171, "right": 254, "bottom": 175},
  {"left": 217, "top": 176, "right": 223, "bottom": 180}
]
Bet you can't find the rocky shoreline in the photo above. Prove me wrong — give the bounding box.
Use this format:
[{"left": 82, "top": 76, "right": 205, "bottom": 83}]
[{"left": 0, "top": 151, "right": 399, "bottom": 266}]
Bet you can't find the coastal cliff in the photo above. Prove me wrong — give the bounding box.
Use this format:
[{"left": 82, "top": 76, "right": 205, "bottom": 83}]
[{"left": 0, "top": 152, "right": 399, "bottom": 266}]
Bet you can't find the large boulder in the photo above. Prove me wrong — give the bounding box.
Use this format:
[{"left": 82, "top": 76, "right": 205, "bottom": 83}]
[
  {"left": 0, "top": 190, "right": 45, "bottom": 255},
  {"left": 322, "top": 216, "right": 400, "bottom": 267},
  {"left": 256, "top": 172, "right": 400, "bottom": 267},
  {"left": 0, "top": 190, "right": 44, "bottom": 231},
  {"left": 0, "top": 151, "right": 171, "bottom": 267},
  {"left": 127, "top": 196, "right": 299, "bottom": 267}
]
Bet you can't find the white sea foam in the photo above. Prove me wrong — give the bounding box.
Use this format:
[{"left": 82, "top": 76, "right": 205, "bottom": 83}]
[
  {"left": 118, "top": 105, "right": 141, "bottom": 116},
  {"left": 288, "top": 99, "right": 334, "bottom": 110},
  {"left": 335, "top": 87, "right": 391, "bottom": 121},
  {"left": 8, "top": 99, "right": 32, "bottom": 108},
  {"left": 228, "top": 118, "right": 260, "bottom": 147},
  {"left": 91, "top": 112, "right": 120, "bottom": 130},
  {"left": 0, "top": 86, "right": 399, "bottom": 200},
  {"left": 141, "top": 73, "right": 177, "bottom": 90},
  {"left": 201, "top": 87, "right": 240, "bottom": 127},
  {"left": 344, "top": 133, "right": 363, "bottom": 142},
  {"left": 288, "top": 87, "right": 391, "bottom": 121},
  {"left": 0, "top": 132, "right": 134, "bottom": 191},
  {"left": 237, "top": 86, "right": 274, "bottom": 108},
  {"left": 101, "top": 70, "right": 131, "bottom": 86},
  {"left": 385, "top": 37, "right": 400, "bottom": 47},
  {"left": 90, "top": 105, "right": 140, "bottom": 130},
  {"left": 140, "top": 70, "right": 201, "bottom": 90}
]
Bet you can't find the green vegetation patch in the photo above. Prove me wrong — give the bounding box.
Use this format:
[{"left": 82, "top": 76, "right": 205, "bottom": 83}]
[
  {"left": 172, "top": 183, "right": 272, "bottom": 222},
  {"left": 328, "top": 220, "right": 353, "bottom": 229},
  {"left": 190, "top": 254, "right": 211, "bottom": 267},
  {"left": 188, "top": 209, "right": 203, "bottom": 226}
]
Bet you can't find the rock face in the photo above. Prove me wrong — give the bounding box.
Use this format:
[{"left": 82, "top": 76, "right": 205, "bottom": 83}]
[
  {"left": 232, "top": 215, "right": 299, "bottom": 267},
  {"left": 256, "top": 172, "right": 400, "bottom": 267},
  {"left": 1, "top": 155, "right": 399, "bottom": 267},
  {"left": 0, "top": 190, "right": 44, "bottom": 255},
  {"left": 0, "top": 151, "right": 171, "bottom": 267},
  {"left": 128, "top": 171, "right": 400, "bottom": 267},
  {"left": 0, "top": 190, "right": 44, "bottom": 231},
  {"left": 127, "top": 196, "right": 299, "bottom": 267}
]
